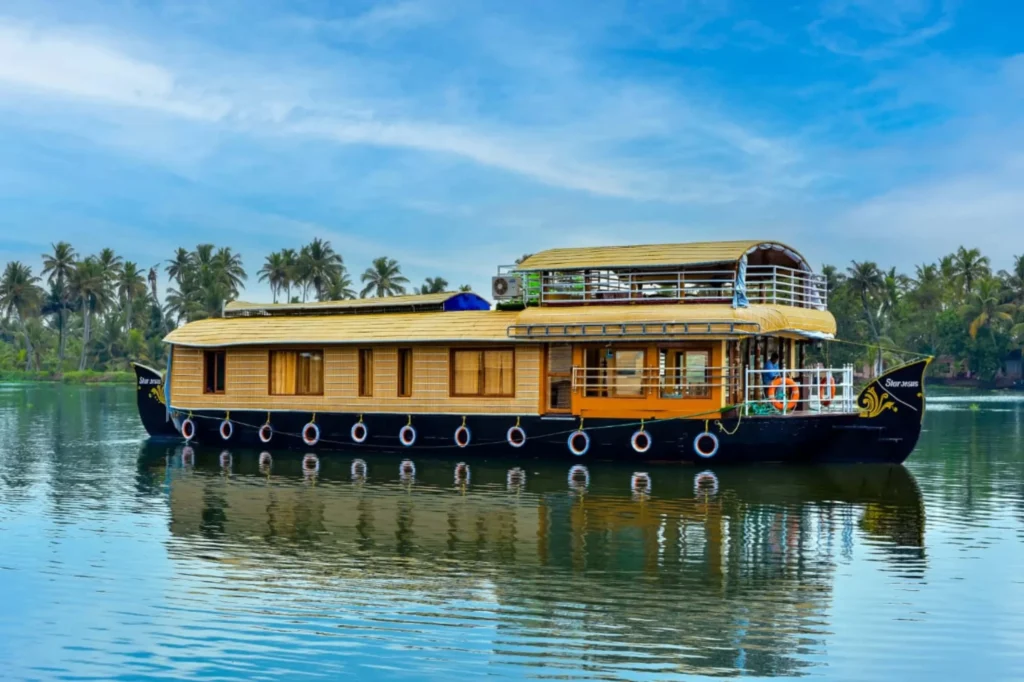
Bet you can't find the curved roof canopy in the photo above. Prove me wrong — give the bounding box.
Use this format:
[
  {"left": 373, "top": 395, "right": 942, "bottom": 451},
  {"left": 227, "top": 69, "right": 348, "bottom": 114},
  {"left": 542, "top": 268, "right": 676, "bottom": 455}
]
[
  {"left": 515, "top": 240, "right": 811, "bottom": 272},
  {"left": 165, "top": 303, "right": 834, "bottom": 348},
  {"left": 509, "top": 303, "right": 835, "bottom": 339}
]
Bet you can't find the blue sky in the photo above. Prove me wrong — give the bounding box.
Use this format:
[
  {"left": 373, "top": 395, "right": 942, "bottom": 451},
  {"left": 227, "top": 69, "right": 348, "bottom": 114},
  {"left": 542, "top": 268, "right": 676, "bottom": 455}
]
[{"left": 1, "top": 0, "right": 1022, "bottom": 300}]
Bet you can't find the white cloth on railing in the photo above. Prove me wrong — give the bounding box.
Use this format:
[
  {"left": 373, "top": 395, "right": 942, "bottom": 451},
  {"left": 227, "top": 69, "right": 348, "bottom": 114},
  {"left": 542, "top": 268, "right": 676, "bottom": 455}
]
[{"left": 732, "top": 255, "right": 749, "bottom": 308}]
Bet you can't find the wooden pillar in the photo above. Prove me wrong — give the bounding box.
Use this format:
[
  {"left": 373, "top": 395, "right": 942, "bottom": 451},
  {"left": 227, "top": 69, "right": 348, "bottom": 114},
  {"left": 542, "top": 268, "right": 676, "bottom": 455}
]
[
  {"left": 760, "top": 336, "right": 769, "bottom": 398},
  {"left": 745, "top": 337, "right": 753, "bottom": 405},
  {"left": 798, "top": 340, "right": 807, "bottom": 411}
]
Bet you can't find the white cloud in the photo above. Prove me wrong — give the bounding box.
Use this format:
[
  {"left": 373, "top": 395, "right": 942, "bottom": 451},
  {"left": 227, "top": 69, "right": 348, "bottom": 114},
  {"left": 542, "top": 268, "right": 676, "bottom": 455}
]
[
  {"left": 0, "top": 18, "right": 811, "bottom": 205},
  {"left": 810, "top": 0, "right": 954, "bottom": 59},
  {"left": 832, "top": 170, "right": 1024, "bottom": 269},
  {"left": 0, "top": 21, "right": 230, "bottom": 119},
  {"left": 5, "top": 0, "right": 1022, "bottom": 290}
]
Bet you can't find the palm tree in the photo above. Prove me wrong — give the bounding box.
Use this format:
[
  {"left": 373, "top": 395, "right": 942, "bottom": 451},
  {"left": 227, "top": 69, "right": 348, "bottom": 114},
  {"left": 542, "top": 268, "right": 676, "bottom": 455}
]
[
  {"left": 821, "top": 265, "right": 844, "bottom": 296},
  {"left": 458, "top": 284, "right": 472, "bottom": 292},
  {"left": 299, "top": 238, "right": 344, "bottom": 301},
  {"left": 419, "top": 277, "right": 449, "bottom": 294},
  {"left": 160, "top": 244, "right": 249, "bottom": 323},
  {"left": 0, "top": 262, "right": 43, "bottom": 370},
  {"left": 97, "top": 248, "right": 124, "bottom": 285},
  {"left": 293, "top": 247, "right": 312, "bottom": 302},
  {"left": 25, "top": 317, "right": 49, "bottom": 372},
  {"left": 214, "top": 247, "right": 246, "bottom": 297},
  {"left": 953, "top": 246, "right": 990, "bottom": 297},
  {"left": 69, "top": 257, "right": 112, "bottom": 370},
  {"left": 96, "top": 312, "right": 127, "bottom": 369},
  {"left": 280, "top": 248, "right": 298, "bottom": 302},
  {"left": 360, "top": 257, "right": 409, "bottom": 298},
  {"left": 40, "top": 282, "right": 67, "bottom": 367},
  {"left": 117, "top": 261, "right": 147, "bottom": 331},
  {"left": 1011, "top": 316, "right": 1024, "bottom": 356},
  {"left": 965, "top": 278, "right": 1015, "bottom": 340},
  {"left": 164, "top": 286, "right": 196, "bottom": 325},
  {"left": 41, "top": 241, "right": 77, "bottom": 364},
  {"left": 879, "top": 266, "right": 909, "bottom": 319},
  {"left": 258, "top": 251, "right": 289, "bottom": 304},
  {"left": 912, "top": 263, "right": 944, "bottom": 310},
  {"left": 938, "top": 254, "right": 959, "bottom": 303},
  {"left": 166, "top": 248, "right": 193, "bottom": 285},
  {"left": 323, "top": 268, "right": 356, "bottom": 300},
  {"left": 847, "top": 261, "right": 884, "bottom": 375},
  {"left": 998, "top": 254, "right": 1024, "bottom": 305}
]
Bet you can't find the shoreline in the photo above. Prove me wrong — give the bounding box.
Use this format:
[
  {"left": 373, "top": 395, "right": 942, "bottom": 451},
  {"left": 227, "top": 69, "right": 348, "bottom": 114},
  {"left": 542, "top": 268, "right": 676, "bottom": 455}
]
[{"left": 0, "top": 370, "right": 135, "bottom": 385}]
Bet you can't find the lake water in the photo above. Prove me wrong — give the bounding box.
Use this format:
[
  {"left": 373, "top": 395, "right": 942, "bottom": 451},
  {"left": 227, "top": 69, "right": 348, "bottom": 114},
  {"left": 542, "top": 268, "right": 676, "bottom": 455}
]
[{"left": 1, "top": 385, "right": 1022, "bottom": 681}]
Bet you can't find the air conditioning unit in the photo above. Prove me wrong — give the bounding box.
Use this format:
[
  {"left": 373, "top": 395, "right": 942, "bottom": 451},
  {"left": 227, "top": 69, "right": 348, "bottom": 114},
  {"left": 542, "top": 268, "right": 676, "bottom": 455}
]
[{"left": 491, "top": 275, "right": 522, "bottom": 300}]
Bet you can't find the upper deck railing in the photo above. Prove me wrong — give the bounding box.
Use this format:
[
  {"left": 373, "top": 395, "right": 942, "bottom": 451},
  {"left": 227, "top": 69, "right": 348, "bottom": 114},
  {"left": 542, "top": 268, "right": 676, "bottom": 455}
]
[{"left": 501, "top": 264, "right": 827, "bottom": 310}]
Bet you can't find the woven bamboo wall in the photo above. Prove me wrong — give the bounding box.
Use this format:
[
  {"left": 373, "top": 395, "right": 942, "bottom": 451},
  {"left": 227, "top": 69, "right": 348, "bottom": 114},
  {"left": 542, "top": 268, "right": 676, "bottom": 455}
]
[{"left": 170, "top": 344, "right": 542, "bottom": 415}]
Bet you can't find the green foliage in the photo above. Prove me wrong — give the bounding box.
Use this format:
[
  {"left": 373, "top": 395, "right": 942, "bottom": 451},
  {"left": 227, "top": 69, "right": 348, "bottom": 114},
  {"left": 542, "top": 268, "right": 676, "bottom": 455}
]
[
  {"left": 824, "top": 247, "right": 1022, "bottom": 382},
  {"left": 0, "top": 369, "right": 133, "bottom": 383},
  {"left": 7, "top": 240, "right": 1019, "bottom": 385},
  {"left": 419, "top": 277, "right": 449, "bottom": 294},
  {"left": 261, "top": 240, "right": 351, "bottom": 303},
  {"left": 0, "top": 240, "right": 458, "bottom": 379},
  {"left": 360, "top": 257, "right": 409, "bottom": 298}
]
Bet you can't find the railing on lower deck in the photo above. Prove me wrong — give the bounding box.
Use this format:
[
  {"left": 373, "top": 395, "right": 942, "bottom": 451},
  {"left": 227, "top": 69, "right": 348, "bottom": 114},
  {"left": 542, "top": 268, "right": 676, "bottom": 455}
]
[
  {"left": 743, "top": 366, "right": 856, "bottom": 414},
  {"left": 566, "top": 364, "right": 858, "bottom": 415},
  {"left": 570, "top": 366, "right": 733, "bottom": 400}
]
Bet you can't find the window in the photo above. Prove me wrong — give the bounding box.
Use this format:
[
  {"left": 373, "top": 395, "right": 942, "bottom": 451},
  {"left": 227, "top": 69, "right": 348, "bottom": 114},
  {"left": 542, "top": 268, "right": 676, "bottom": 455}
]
[
  {"left": 204, "top": 350, "right": 226, "bottom": 394},
  {"left": 270, "top": 350, "right": 324, "bottom": 396},
  {"left": 583, "top": 348, "right": 646, "bottom": 397},
  {"left": 451, "top": 348, "right": 515, "bottom": 397},
  {"left": 659, "top": 348, "right": 711, "bottom": 398},
  {"left": 358, "top": 349, "right": 374, "bottom": 397},
  {"left": 397, "top": 348, "right": 413, "bottom": 397}
]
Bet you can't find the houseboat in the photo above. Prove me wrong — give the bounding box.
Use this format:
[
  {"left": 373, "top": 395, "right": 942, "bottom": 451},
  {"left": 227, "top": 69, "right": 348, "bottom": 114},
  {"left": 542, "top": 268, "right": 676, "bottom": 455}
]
[{"left": 134, "top": 239, "right": 930, "bottom": 463}]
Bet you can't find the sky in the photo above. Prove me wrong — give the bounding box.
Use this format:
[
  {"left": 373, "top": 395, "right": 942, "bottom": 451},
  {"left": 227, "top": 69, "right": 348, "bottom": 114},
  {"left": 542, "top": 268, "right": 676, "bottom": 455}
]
[{"left": 1, "top": 0, "right": 1023, "bottom": 301}]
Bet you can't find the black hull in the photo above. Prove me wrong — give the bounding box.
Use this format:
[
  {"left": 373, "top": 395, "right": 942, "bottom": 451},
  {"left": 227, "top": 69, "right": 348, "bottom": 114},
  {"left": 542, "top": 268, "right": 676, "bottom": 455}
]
[
  {"left": 153, "top": 359, "right": 930, "bottom": 465},
  {"left": 132, "top": 362, "right": 180, "bottom": 438}
]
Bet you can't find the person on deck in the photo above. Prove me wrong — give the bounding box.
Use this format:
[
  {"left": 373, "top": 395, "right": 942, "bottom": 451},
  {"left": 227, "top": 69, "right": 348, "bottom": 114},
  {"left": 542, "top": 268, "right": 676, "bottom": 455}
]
[
  {"left": 763, "top": 352, "right": 781, "bottom": 402},
  {"left": 765, "top": 352, "right": 780, "bottom": 383}
]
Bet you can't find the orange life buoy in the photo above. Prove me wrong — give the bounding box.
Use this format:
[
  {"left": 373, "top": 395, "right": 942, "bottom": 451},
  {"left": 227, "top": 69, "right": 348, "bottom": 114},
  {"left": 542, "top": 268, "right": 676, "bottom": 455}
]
[
  {"left": 818, "top": 375, "right": 836, "bottom": 407},
  {"left": 769, "top": 376, "right": 800, "bottom": 412}
]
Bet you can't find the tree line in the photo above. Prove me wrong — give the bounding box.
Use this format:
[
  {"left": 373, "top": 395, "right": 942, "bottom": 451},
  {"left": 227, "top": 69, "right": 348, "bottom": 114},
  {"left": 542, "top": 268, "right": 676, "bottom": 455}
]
[
  {"left": 822, "top": 247, "right": 1024, "bottom": 381},
  {"left": 0, "top": 239, "right": 470, "bottom": 374},
  {"left": 1, "top": 239, "right": 1022, "bottom": 382}
]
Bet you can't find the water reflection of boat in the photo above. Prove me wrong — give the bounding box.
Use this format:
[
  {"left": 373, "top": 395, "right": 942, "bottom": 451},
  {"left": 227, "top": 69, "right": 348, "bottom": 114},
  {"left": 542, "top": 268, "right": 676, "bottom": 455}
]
[
  {"left": 139, "top": 444, "right": 925, "bottom": 555},
  {"left": 138, "top": 444, "right": 924, "bottom": 676}
]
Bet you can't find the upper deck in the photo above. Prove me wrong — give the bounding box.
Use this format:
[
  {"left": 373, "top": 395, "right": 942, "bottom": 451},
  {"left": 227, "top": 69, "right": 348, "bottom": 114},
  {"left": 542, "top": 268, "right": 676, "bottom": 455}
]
[{"left": 496, "top": 240, "right": 827, "bottom": 310}]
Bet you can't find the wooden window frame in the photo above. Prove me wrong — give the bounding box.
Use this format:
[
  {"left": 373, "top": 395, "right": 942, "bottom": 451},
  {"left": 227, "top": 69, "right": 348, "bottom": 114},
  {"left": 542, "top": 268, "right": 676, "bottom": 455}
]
[
  {"left": 449, "top": 347, "right": 516, "bottom": 398},
  {"left": 358, "top": 348, "right": 374, "bottom": 397},
  {"left": 268, "top": 348, "right": 325, "bottom": 397},
  {"left": 397, "top": 348, "right": 413, "bottom": 397},
  {"left": 582, "top": 345, "right": 648, "bottom": 399},
  {"left": 661, "top": 346, "right": 712, "bottom": 399},
  {"left": 203, "top": 349, "right": 226, "bottom": 395}
]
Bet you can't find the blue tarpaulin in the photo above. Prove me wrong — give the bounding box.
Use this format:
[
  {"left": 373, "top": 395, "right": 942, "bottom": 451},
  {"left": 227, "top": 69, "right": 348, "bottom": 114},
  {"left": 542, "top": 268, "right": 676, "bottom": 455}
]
[{"left": 442, "top": 293, "right": 491, "bottom": 311}]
